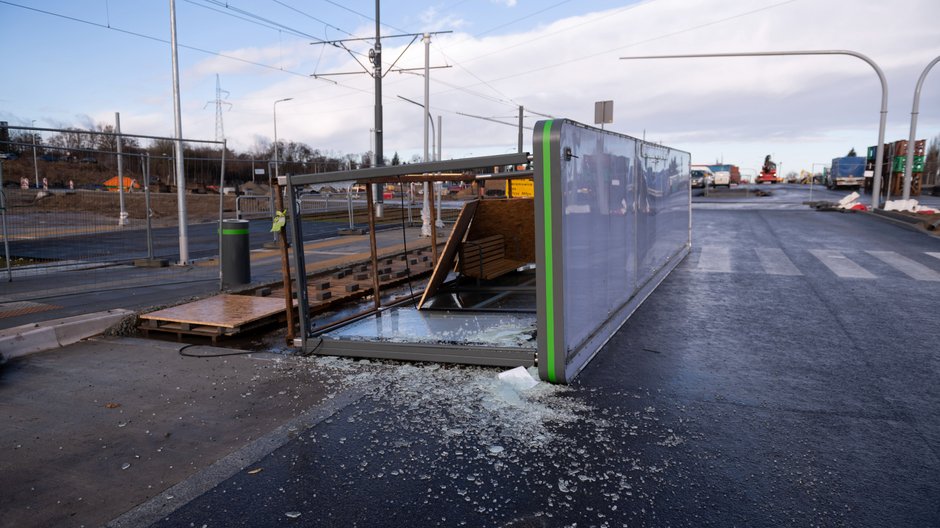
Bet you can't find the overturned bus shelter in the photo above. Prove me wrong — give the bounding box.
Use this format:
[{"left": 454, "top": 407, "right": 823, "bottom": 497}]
[{"left": 284, "top": 118, "right": 690, "bottom": 383}]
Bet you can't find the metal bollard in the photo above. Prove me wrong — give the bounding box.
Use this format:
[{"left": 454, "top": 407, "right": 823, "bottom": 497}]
[{"left": 220, "top": 219, "right": 250, "bottom": 287}]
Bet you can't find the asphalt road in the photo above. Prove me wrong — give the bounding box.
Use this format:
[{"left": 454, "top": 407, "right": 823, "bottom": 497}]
[
  {"left": 5, "top": 216, "right": 363, "bottom": 263},
  {"left": 138, "top": 187, "right": 940, "bottom": 527},
  {"left": 0, "top": 225, "right": 439, "bottom": 329}
]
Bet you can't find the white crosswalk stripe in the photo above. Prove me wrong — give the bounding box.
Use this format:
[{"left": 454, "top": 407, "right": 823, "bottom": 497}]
[
  {"left": 688, "top": 247, "right": 940, "bottom": 281},
  {"left": 867, "top": 251, "right": 940, "bottom": 281},
  {"left": 808, "top": 249, "right": 876, "bottom": 279},
  {"left": 755, "top": 248, "right": 802, "bottom": 276},
  {"left": 695, "top": 246, "right": 731, "bottom": 273}
]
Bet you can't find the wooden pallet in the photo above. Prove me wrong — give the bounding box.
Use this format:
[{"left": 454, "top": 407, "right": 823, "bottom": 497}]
[
  {"left": 299, "top": 252, "right": 436, "bottom": 314},
  {"left": 459, "top": 234, "right": 526, "bottom": 280},
  {"left": 888, "top": 172, "right": 922, "bottom": 197},
  {"left": 139, "top": 294, "right": 293, "bottom": 343}
]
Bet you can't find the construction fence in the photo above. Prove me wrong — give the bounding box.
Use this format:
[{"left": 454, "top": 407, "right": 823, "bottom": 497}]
[
  {"left": 0, "top": 124, "right": 465, "bottom": 304},
  {"left": 0, "top": 124, "right": 230, "bottom": 302}
]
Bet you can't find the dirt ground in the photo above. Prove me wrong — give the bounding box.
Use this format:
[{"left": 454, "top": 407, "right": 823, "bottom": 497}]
[
  {"left": 3, "top": 188, "right": 239, "bottom": 223},
  {"left": 38, "top": 190, "right": 237, "bottom": 222}
]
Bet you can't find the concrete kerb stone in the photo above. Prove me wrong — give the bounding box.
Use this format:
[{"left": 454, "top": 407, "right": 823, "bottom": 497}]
[
  {"left": 0, "top": 308, "right": 135, "bottom": 362},
  {"left": 867, "top": 209, "right": 940, "bottom": 238}
]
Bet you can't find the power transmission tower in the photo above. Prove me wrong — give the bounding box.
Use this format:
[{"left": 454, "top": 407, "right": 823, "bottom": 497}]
[{"left": 205, "top": 74, "right": 232, "bottom": 142}]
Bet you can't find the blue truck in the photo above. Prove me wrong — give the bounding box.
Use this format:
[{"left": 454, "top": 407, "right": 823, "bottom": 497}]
[{"left": 827, "top": 156, "right": 866, "bottom": 190}]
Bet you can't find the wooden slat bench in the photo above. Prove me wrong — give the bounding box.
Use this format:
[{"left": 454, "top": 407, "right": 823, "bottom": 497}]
[{"left": 459, "top": 234, "right": 526, "bottom": 280}]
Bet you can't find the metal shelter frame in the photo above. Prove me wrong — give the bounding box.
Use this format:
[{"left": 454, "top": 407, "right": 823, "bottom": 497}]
[{"left": 282, "top": 152, "right": 531, "bottom": 349}]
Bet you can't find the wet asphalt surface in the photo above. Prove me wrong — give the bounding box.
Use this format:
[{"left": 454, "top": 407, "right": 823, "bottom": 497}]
[
  {"left": 139, "top": 186, "right": 939, "bottom": 526},
  {"left": 6, "top": 216, "right": 360, "bottom": 263}
]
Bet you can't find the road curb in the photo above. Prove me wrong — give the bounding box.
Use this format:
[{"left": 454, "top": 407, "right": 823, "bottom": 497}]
[
  {"left": 0, "top": 308, "right": 135, "bottom": 362},
  {"left": 867, "top": 210, "right": 940, "bottom": 238}
]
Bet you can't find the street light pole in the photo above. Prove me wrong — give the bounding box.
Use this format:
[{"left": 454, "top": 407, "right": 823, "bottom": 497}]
[
  {"left": 422, "top": 33, "right": 432, "bottom": 237},
  {"left": 901, "top": 55, "right": 940, "bottom": 200},
  {"left": 397, "top": 94, "right": 437, "bottom": 237},
  {"left": 169, "top": 0, "right": 190, "bottom": 264},
  {"left": 273, "top": 97, "right": 293, "bottom": 244},
  {"left": 115, "top": 112, "right": 128, "bottom": 226},
  {"left": 30, "top": 120, "right": 39, "bottom": 189},
  {"left": 619, "top": 50, "right": 889, "bottom": 209}
]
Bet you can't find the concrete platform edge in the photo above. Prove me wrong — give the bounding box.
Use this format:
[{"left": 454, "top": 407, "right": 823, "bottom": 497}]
[{"left": 0, "top": 308, "right": 135, "bottom": 361}]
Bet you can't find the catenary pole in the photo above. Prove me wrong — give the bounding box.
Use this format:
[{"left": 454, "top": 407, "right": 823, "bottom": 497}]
[
  {"left": 31, "top": 120, "right": 39, "bottom": 189},
  {"left": 518, "top": 106, "right": 524, "bottom": 153},
  {"left": 169, "top": 0, "right": 190, "bottom": 263},
  {"left": 372, "top": 0, "right": 384, "bottom": 218},
  {"left": 115, "top": 112, "right": 128, "bottom": 226},
  {"left": 422, "top": 33, "right": 431, "bottom": 237}
]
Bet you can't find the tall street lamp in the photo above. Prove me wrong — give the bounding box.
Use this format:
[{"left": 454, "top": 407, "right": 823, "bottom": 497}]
[
  {"left": 397, "top": 94, "right": 437, "bottom": 237},
  {"left": 620, "top": 50, "right": 888, "bottom": 209},
  {"left": 30, "top": 120, "right": 39, "bottom": 189},
  {"left": 272, "top": 97, "right": 293, "bottom": 244}
]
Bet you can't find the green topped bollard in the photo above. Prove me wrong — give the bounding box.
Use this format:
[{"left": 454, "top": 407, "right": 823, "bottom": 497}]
[{"left": 221, "top": 219, "right": 250, "bottom": 287}]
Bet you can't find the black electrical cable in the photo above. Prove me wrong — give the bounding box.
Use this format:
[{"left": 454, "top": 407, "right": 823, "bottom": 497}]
[{"left": 395, "top": 176, "right": 418, "bottom": 308}]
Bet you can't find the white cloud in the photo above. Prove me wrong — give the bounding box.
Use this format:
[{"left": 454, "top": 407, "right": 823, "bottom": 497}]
[
  {"left": 14, "top": 0, "right": 940, "bottom": 174},
  {"left": 419, "top": 6, "right": 468, "bottom": 32}
]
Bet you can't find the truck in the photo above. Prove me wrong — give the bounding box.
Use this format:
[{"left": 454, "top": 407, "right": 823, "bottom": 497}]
[
  {"left": 826, "top": 156, "right": 866, "bottom": 190},
  {"left": 757, "top": 155, "right": 777, "bottom": 184},
  {"left": 696, "top": 164, "right": 729, "bottom": 187},
  {"left": 707, "top": 164, "right": 738, "bottom": 187}
]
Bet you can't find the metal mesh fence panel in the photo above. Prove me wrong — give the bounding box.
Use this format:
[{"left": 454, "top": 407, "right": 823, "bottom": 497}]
[{"left": 0, "top": 125, "right": 228, "bottom": 302}]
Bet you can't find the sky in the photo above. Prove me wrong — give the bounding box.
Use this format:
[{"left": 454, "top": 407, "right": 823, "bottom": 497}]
[{"left": 2, "top": 0, "right": 939, "bottom": 176}]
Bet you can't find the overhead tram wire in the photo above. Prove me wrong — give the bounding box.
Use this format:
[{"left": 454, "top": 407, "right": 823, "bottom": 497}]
[
  {"left": 396, "top": 69, "right": 555, "bottom": 121},
  {"left": 432, "top": 47, "right": 519, "bottom": 108},
  {"left": 425, "top": 0, "right": 764, "bottom": 105},
  {"left": 0, "top": 1, "right": 310, "bottom": 78},
  {"left": 3, "top": 0, "right": 554, "bottom": 130},
  {"left": 270, "top": 0, "right": 355, "bottom": 37},
  {"left": 308, "top": 31, "right": 453, "bottom": 81},
  {"left": 444, "top": 0, "right": 574, "bottom": 43},
  {"left": 300, "top": 2, "right": 552, "bottom": 115},
  {"left": 190, "top": 0, "right": 332, "bottom": 44},
  {"left": 183, "top": 0, "right": 314, "bottom": 41},
  {"left": 0, "top": 0, "right": 377, "bottom": 99},
  {"left": 440, "top": 0, "right": 662, "bottom": 66},
  {"left": 185, "top": 0, "right": 371, "bottom": 60},
  {"left": 426, "top": 0, "right": 800, "bottom": 97}
]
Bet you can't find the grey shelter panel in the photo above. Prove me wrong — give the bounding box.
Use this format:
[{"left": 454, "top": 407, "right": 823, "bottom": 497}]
[
  {"left": 534, "top": 119, "right": 690, "bottom": 384},
  {"left": 284, "top": 120, "right": 688, "bottom": 384}
]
